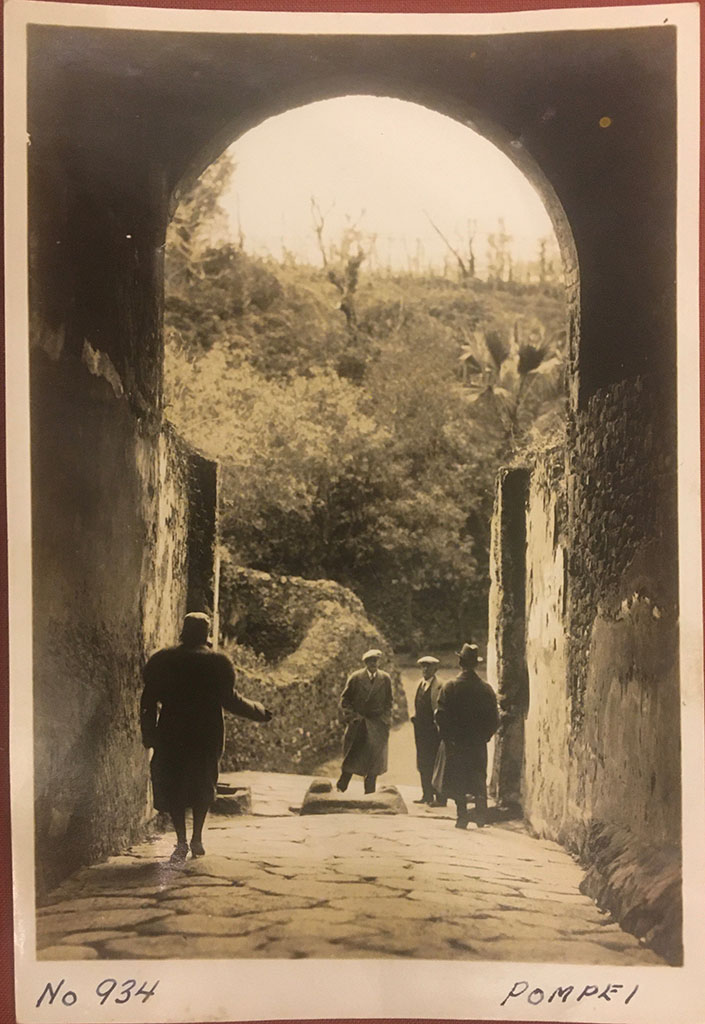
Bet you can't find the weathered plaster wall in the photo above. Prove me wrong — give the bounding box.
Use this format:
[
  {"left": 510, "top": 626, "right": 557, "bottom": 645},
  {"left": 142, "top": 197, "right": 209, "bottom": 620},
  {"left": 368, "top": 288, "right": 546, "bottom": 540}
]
[
  {"left": 566, "top": 378, "right": 681, "bottom": 963},
  {"left": 488, "top": 468, "right": 529, "bottom": 809},
  {"left": 566, "top": 377, "right": 679, "bottom": 846},
  {"left": 521, "top": 449, "right": 570, "bottom": 838},
  {"left": 219, "top": 563, "right": 407, "bottom": 774},
  {"left": 490, "top": 376, "right": 681, "bottom": 961},
  {"left": 31, "top": 345, "right": 215, "bottom": 893}
]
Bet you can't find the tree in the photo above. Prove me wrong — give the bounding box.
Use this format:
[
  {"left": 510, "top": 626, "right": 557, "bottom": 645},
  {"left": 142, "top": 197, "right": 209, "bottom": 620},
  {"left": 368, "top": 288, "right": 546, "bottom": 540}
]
[
  {"left": 165, "top": 153, "right": 235, "bottom": 294},
  {"left": 459, "top": 319, "right": 565, "bottom": 451},
  {"left": 424, "top": 212, "right": 473, "bottom": 281},
  {"left": 310, "top": 197, "right": 367, "bottom": 332},
  {"left": 486, "top": 218, "right": 513, "bottom": 285},
  {"left": 163, "top": 166, "right": 568, "bottom": 647}
]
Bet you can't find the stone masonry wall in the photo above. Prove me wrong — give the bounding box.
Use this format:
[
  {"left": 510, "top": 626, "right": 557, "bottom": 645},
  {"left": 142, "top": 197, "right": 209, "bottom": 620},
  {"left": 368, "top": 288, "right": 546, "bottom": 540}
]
[
  {"left": 566, "top": 377, "right": 681, "bottom": 964},
  {"left": 489, "top": 375, "right": 681, "bottom": 963},
  {"left": 522, "top": 448, "right": 570, "bottom": 838},
  {"left": 565, "top": 376, "right": 680, "bottom": 849},
  {"left": 488, "top": 468, "right": 530, "bottom": 809},
  {"left": 31, "top": 348, "right": 216, "bottom": 894},
  {"left": 218, "top": 563, "right": 408, "bottom": 774}
]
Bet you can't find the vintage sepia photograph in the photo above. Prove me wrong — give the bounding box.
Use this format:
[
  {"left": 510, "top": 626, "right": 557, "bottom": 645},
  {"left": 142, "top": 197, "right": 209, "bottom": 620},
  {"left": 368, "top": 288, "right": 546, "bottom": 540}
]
[{"left": 4, "top": 2, "right": 704, "bottom": 1022}]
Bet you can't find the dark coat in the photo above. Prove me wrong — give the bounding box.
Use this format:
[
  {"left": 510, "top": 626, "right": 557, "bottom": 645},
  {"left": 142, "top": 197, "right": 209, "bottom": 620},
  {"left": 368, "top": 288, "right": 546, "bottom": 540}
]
[
  {"left": 140, "top": 643, "right": 268, "bottom": 812},
  {"left": 340, "top": 668, "right": 393, "bottom": 777},
  {"left": 432, "top": 668, "right": 499, "bottom": 799},
  {"left": 412, "top": 674, "right": 443, "bottom": 775}
]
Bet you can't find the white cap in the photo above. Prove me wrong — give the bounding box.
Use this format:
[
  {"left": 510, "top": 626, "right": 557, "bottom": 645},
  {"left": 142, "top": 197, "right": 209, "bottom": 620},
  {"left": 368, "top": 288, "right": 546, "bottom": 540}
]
[
  {"left": 362, "top": 649, "right": 383, "bottom": 661},
  {"left": 417, "top": 656, "right": 440, "bottom": 666}
]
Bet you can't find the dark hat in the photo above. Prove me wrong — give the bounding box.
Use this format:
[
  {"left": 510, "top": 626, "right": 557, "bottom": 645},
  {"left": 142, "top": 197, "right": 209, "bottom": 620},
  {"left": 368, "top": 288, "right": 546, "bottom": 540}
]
[
  {"left": 180, "top": 612, "right": 211, "bottom": 647},
  {"left": 456, "top": 642, "right": 483, "bottom": 665}
]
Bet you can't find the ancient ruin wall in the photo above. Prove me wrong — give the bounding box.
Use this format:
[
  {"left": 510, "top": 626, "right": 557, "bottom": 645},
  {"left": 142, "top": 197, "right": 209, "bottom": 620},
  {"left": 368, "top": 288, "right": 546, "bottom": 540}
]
[
  {"left": 566, "top": 379, "right": 681, "bottom": 963},
  {"left": 490, "top": 377, "right": 681, "bottom": 961},
  {"left": 31, "top": 348, "right": 215, "bottom": 893},
  {"left": 521, "top": 449, "right": 570, "bottom": 838},
  {"left": 488, "top": 468, "right": 529, "bottom": 809},
  {"left": 218, "top": 564, "right": 407, "bottom": 774},
  {"left": 566, "top": 377, "right": 680, "bottom": 855}
]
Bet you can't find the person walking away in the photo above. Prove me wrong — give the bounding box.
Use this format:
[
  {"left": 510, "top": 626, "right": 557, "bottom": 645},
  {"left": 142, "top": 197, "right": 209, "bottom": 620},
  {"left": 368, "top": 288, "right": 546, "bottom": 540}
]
[
  {"left": 432, "top": 643, "right": 498, "bottom": 829},
  {"left": 337, "top": 649, "right": 393, "bottom": 795},
  {"left": 411, "top": 655, "right": 446, "bottom": 805},
  {"left": 140, "top": 612, "right": 273, "bottom": 863}
]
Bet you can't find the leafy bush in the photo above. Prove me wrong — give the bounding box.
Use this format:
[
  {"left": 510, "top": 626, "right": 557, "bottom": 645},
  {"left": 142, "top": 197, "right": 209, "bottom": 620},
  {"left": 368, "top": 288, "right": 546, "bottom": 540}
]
[{"left": 163, "top": 160, "right": 567, "bottom": 647}]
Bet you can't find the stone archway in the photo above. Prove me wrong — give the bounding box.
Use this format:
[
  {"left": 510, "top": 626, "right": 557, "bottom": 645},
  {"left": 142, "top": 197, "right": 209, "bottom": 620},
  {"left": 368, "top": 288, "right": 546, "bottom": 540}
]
[{"left": 27, "top": 22, "right": 679, "bottom": 960}]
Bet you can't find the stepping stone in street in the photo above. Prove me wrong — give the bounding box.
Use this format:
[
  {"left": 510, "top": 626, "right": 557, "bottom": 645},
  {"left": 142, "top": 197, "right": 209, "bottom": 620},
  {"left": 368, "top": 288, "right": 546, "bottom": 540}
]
[
  {"left": 211, "top": 784, "right": 252, "bottom": 816},
  {"left": 299, "top": 779, "right": 408, "bottom": 816}
]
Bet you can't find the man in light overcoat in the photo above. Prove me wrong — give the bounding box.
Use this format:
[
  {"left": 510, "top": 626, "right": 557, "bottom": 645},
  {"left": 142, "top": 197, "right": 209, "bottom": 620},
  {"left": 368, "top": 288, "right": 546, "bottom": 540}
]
[{"left": 337, "top": 649, "right": 393, "bottom": 795}]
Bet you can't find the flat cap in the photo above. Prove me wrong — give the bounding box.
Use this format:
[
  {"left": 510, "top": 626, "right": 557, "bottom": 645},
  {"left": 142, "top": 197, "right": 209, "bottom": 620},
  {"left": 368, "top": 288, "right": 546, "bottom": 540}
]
[
  {"left": 417, "top": 656, "right": 440, "bottom": 666},
  {"left": 362, "top": 648, "right": 383, "bottom": 661}
]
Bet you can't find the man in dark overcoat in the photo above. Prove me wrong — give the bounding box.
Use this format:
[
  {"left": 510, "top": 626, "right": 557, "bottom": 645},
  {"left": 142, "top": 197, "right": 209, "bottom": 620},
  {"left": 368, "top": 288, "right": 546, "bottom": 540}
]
[
  {"left": 411, "top": 655, "right": 446, "bottom": 805},
  {"left": 140, "top": 612, "right": 273, "bottom": 863},
  {"left": 337, "top": 648, "right": 393, "bottom": 795},
  {"left": 432, "top": 643, "right": 498, "bottom": 829}
]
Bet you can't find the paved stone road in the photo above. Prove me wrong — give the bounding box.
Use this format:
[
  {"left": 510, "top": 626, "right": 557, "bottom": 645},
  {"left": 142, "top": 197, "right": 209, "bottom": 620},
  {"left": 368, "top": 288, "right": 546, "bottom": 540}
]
[{"left": 37, "top": 771, "right": 663, "bottom": 964}]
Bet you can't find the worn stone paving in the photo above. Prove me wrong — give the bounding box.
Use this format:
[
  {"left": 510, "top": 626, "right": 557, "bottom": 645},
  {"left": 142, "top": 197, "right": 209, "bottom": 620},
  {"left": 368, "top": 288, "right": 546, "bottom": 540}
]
[{"left": 36, "top": 771, "right": 663, "bottom": 964}]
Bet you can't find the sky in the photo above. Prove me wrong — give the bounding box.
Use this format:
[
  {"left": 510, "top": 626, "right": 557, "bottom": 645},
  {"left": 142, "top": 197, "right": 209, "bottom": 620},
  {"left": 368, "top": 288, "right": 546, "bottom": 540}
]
[{"left": 219, "top": 95, "right": 559, "bottom": 275}]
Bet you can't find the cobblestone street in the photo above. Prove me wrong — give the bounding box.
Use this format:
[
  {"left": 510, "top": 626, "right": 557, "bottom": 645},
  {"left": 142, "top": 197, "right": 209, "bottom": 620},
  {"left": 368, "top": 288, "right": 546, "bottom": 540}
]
[{"left": 37, "top": 771, "right": 664, "bottom": 965}]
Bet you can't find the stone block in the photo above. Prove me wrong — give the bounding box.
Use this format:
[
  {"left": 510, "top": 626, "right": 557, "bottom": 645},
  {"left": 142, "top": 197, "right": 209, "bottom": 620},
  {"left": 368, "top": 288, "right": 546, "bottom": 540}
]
[
  {"left": 209, "top": 786, "right": 251, "bottom": 811},
  {"left": 307, "top": 778, "right": 333, "bottom": 794},
  {"left": 211, "top": 784, "right": 252, "bottom": 816},
  {"left": 299, "top": 780, "right": 407, "bottom": 816}
]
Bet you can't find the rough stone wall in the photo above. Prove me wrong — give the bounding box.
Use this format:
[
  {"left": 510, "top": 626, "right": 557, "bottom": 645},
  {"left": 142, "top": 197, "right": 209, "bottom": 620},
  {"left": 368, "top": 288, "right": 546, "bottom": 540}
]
[
  {"left": 487, "top": 468, "right": 530, "bottom": 809},
  {"left": 141, "top": 422, "right": 191, "bottom": 655},
  {"left": 489, "top": 375, "right": 681, "bottom": 962},
  {"left": 31, "top": 346, "right": 216, "bottom": 894},
  {"left": 566, "top": 377, "right": 681, "bottom": 963},
  {"left": 521, "top": 449, "right": 570, "bottom": 838},
  {"left": 218, "top": 563, "right": 407, "bottom": 774},
  {"left": 564, "top": 376, "right": 679, "bottom": 850}
]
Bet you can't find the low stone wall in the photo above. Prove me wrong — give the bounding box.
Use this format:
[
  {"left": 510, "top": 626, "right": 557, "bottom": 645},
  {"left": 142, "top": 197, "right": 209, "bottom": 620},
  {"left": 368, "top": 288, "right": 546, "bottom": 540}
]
[{"left": 218, "top": 563, "right": 407, "bottom": 774}]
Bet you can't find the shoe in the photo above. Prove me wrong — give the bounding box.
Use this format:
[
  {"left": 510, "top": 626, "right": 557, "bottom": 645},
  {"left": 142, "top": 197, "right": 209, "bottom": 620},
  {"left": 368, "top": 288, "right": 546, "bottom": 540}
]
[
  {"left": 190, "top": 839, "right": 206, "bottom": 858},
  {"left": 169, "top": 842, "right": 189, "bottom": 864},
  {"left": 431, "top": 797, "right": 448, "bottom": 807},
  {"left": 336, "top": 776, "right": 349, "bottom": 793},
  {"left": 455, "top": 817, "right": 469, "bottom": 830},
  {"left": 413, "top": 797, "right": 429, "bottom": 804}
]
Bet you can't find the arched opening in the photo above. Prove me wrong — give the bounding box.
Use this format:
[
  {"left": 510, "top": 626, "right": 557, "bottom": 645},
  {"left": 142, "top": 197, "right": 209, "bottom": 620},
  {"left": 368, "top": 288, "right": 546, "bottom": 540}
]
[
  {"left": 25, "top": 22, "right": 681, "bottom": 962},
  {"left": 162, "top": 94, "right": 571, "bottom": 785}
]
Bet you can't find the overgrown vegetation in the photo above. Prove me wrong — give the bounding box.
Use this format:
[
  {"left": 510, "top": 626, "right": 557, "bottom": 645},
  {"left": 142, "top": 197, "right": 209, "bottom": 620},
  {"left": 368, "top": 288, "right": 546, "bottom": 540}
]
[{"left": 164, "top": 154, "right": 567, "bottom": 649}]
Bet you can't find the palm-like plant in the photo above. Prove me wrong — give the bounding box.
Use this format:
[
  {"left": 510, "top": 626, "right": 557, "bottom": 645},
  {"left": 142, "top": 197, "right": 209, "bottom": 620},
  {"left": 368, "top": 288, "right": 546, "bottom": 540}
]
[{"left": 459, "top": 321, "right": 565, "bottom": 450}]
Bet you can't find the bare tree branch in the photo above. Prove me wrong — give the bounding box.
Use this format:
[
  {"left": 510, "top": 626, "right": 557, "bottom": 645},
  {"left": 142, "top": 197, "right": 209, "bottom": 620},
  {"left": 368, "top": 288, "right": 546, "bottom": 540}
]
[{"left": 424, "top": 211, "right": 469, "bottom": 278}]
